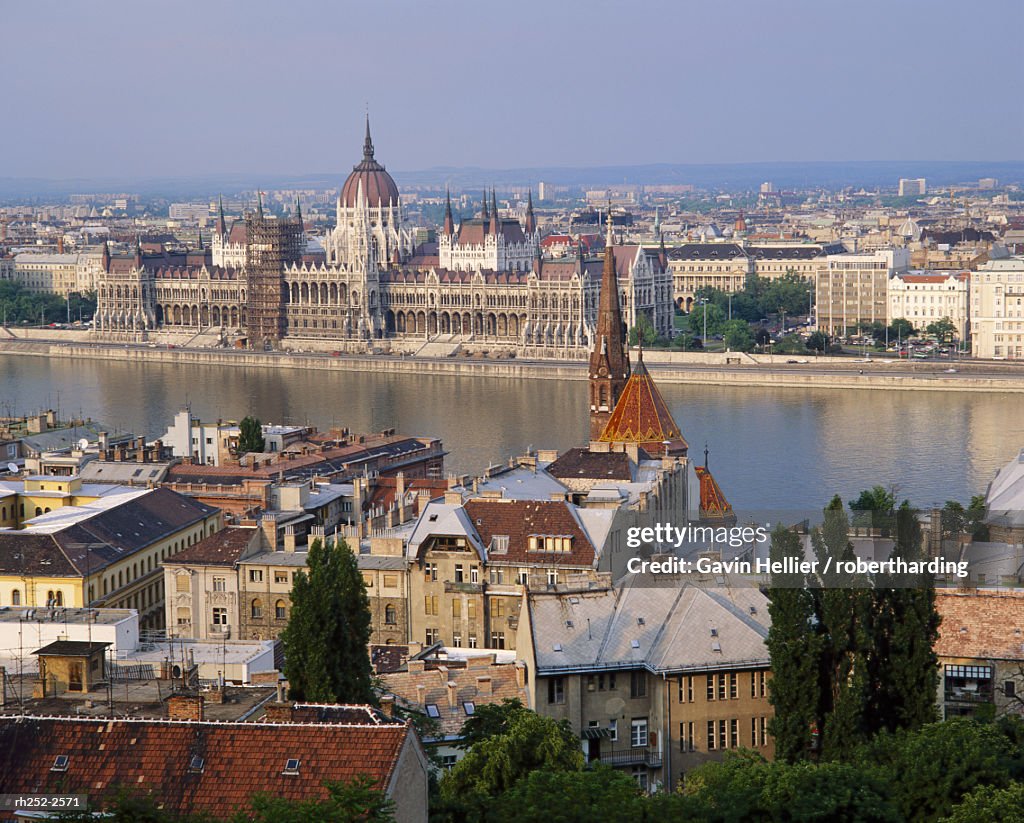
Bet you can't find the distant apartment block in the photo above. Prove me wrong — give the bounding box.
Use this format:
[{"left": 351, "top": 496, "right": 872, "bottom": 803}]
[
  {"left": 898, "top": 178, "right": 927, "bottom": 197},
  {"left": 887, "top": 271, "right": 970, "bottom": 340},
  {"left": 971, "top": 256, "right": 1024, "bottom": 359},
  {"left": 169, "top": 202, "right": 213, "bottom": 222},
  {"left": 816, "top": 249, "right": 909, "bottom": 336}
]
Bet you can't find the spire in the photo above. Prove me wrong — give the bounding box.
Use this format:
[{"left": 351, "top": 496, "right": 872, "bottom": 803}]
[
  {"left": 363, "top": 114, "right": 375, "bottom": 161},
  {"left": 704, "top": 442, "right": 709, "bottom": 468},
  {"left": 295, "top": 198, "right": 303, "bottom": 230},
  {"left": 653, "top": 205, "right": 661, "bottom": 237},
  {"left": 197, "top": 228, "right": 203, "bottom": 250},
  {"left": 101, "top": 240, "right": 110, "bottom": 273},
  {"left": 256, "top": 191, "right": 264, "bottom": 218},
  {"left": 658, "top": 232, "right": 667, "bottom": 271},
  {"left": 216, "top": 195, "right": 226, "bottom": 235},
  {"left": 525, "top": 189, "right": 536, "bottom": 234},
  {"left": 605, "top": 206, "right": 614, "bottom": 248},
  {"left": 481, "top": 190, "right": 489, "bottom": 222},
  {"left": 443, "top": 187, "right": 455, "bottom": 235},
  {"left": 588, "top": 212, "right": 630, "bottom": 440},
  {"left": 135, "top": 235, "right": 143, "bottom": 267},
  {"left": 489, "top": 189, "right": 499, "bottom": 234}
]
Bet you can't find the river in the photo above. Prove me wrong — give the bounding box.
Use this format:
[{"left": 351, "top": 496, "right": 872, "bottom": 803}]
[{"left": 2, "top": 353, "right": 1022, "bottom": 512}]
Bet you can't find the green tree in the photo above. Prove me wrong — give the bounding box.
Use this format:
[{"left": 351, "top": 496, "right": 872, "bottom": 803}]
[
  {"left": 456, "top": 698, "right": 529, "bottom": 749},
  {"left": 926, "top": 316, "right": 957, "bottom": 343},
  {"left": 238, "top": 776, "right": 395, "bottom": 823},
  {"left": 439, "top": 710, "right": 584, "bottom": 820},
  {"left": 806, "top": 330, "right": 829, "bottom": 352},
  {"left": 687, "top": 301, "right": 727, "bottom": 338},
  {"left": 849, "top": 485, "right": 896, "bottom": 534},
  {"left": 627, "top": 313, "right": 660, "bottom": 347},
  {"left": 492, "top": 765, "right": 644, "bottom": 823},
  {"left": 722, "top": 319, "right": 755, "bottom": 352},
  {"left": 766, "top": 526, "right": 823, "bottom": 762},
  {"left": 281, "top": 538, "right": 375, "bottom": 704},
  {"left": 945, "top": 782, "right": 1024, "bottom": 823},
  {"left": 941, "top": 500, "right": 967, "bottom": 538},
  {"left": 967, "top": 494, "right": 990, "bottom": 541},
  {"left": 888, "top": 318, "right": 916, "bottom": 340},
  {"left": 238, "top": 416, "right": 265, "bottom": 454}
]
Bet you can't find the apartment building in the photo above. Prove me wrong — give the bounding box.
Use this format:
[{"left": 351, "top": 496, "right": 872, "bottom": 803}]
[
  {"left": 517, "top": 577, "right": 773, "bottom": 792},
  {"left": 816, "top": 249, "right": 910, "bottom": 336},
  {"left": 971, "top": 256, "right": 1024, "bottom": 359},
  {"left": 887, "top": 271, "right": 970, "bottom": 340}
]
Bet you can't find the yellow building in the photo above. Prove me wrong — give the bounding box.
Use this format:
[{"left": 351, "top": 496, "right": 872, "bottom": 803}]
[{"left": 0, "top": 475, "right": 221, "bottom": 630}]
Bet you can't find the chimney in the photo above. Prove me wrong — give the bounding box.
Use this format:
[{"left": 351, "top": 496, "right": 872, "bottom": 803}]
[
  {"left": 283, "top": 526, "right": 296, "bottom": 553},
  {"left": 515, "top": 662, "right": 526, "bottom": 688},
  {"left": 166, "top": 693, "right": 204, "bottom": 721},
  {"left": 353, "top": 477, "right": 364, "bottom": 538},
  {"left": 261, "top": 513, "right": 278, "bottom": 551},
  {"left": 416, "top": 490, "right": 431, "bottom": 514},
  {"left": 444, "top": 491, "right": 462, "bottom": 506},
  {"left": 476, "top": 675, "right": 493, "bottom": 696},
  {"left": 396, "top": 472, "right": 406, "bottom": 522},
  {"left": 264, "top": 702, "right": 296, "bottom": 723},
  {"left": 407, "top": 659, "right": 426, "bottom": 673},
  {"left": 98, "top": 431, "right": 109, "bottom": 452},
  {"left": 379, "top": 695, "right": 395, "bottom": 718},
  {"left": 154, "top": 439, "right": 164, "bottom": 459},
  {"left": 446, "top": 681, "right": 458, "bottom": 708}
]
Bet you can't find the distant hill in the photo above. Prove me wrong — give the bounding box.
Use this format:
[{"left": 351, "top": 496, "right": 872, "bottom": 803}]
[{"left": 2, "top": 160, "right": 1023, "bottom": 202}]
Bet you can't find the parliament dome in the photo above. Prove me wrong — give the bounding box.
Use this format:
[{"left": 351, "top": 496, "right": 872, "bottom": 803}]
[{"left": 340, "top": 118, "right": 400, "bottom": 208}]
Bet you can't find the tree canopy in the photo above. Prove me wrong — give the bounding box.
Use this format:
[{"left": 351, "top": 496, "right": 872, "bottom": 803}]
[{"left": 237, "top": 416, "right": 265, "bottom": 455}]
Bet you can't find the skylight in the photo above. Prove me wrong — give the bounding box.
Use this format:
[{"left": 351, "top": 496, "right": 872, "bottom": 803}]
[
  {"left": 282, "top": 758, "right": 300, "bottom": 775},
  {"left": 51, "top": 755, "right": 69, "bottom": 772},
  {"left": 426, "top": 703, "right": 440, "bottom": 718},
  {"left": 188, "top": 755, "right": 204, "bottom": 773}
]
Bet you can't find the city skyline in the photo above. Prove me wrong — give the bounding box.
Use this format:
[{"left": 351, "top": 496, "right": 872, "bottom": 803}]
[{"left": 3, "top": 0, "right": 1023, "bottom": 180}]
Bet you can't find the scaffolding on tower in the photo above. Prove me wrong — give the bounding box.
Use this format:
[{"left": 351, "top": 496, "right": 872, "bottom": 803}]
[{"left": 244, "top": 203, "right": 303, "bottom": 349}]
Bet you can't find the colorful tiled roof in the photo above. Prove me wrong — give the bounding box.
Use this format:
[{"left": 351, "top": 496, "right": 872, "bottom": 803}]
[
  {"left": 695, "top": 465, "right": 734, "bottom": 521},
  {"left": 0, "top": 715, "right": 411, "bottom": 820},
  {"left": 935, "top": 590, "right": 1024, "bottom": 660},
  {"left": 462, "top": 499, "right": 596, "bottom": 567},
  {"left": 598, "top": 354, "right": 685, "bottom": 449}
]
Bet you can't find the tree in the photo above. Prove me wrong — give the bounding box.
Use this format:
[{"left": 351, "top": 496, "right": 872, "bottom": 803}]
[
  {"left": 766, "top": 526, "right": 823, "bottom": 762},
  {"left": 849, "top": 485, "right": 896, "bottom": 535},
  {"left": 941, "top": 500, "right": 967, "bottom": 538},
  {"left": 926, "top": 316, "right": 957, "bottom": 343},
  {"left": 628, "top": 313, "right": 661, "bottom": 347},
  {"left": 238, "top": 416, "right": 265, "bottom": 454},
  {"left": 806, "top": 331, "right": 829, "bottom": 352},
  {"left": 281, "top": 538, "right": 375, "bottom": 704},
  {"left": 722, "top": 319, "right": 755, "bottom": 352},
  {"left": 888, "top": 318, "right": 916, "bottom": 340},
  {"left": 239, "top": 776, "right": 395, "bottom": 823},
  {"left": 439, "top": 710, "right": 584, "bottom": 819},
  {"left": 945, "top": 783, "right": 1024, "bottom": 823},
  {"left": 492, "top": 765, "right": 645, "bottom": 823},
  {"left": 686, "top": 301, "right": 727, "bottom": 339},
  {"left": 456, "top": 698, "right": 529, "bottom": 749},
  {"left": 967, "top": 494, "right": 990, "bottom": 541}
]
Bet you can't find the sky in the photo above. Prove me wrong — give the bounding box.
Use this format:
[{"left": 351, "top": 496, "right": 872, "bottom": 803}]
[{"left": 3, "top": 0, "right": 1023, "bottom": 180}]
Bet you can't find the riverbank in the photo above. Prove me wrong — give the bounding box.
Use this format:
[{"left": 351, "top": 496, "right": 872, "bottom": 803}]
[{"left": 4, "top": 338, "right": 1024, "bottom": 393}]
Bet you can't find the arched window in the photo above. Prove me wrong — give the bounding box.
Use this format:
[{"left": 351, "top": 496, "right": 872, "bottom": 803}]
[
  {"left": 35, "top": 507, "right": 42, "bottom": 517},
  {"left": 275, "top": 600, "right": 287, "bottom": 620},
  {"left": 385, "top": 605, "right": 397, "bottom": 625},
  {"left": 251, "top": 598, "right": 263, "bottom": 619},
  {"left": 55, "top": 591, "right": 63, "bottom": 607},
  {"left": 46, "top": 590, "right": 55, "bottom": 605}
]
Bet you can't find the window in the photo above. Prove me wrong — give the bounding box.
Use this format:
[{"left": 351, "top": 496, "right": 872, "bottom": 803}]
[
  {"left": 452, "top": 599, "right": 461, "bottom": 618},
  {"left": 468, "top": 634, "right": 478, "bottom": 649},
  {"left": 470, "top": 566, "right": 479, "bottom": 584},
  {"left": 548, "top": 677, "right": 565, "bottom": 704},
  {"left": 719, "top": 720, "right": 727, "bottom": 749},
  {"left": 632, "top": 766, "right": 648, "bottom": 791},
  {"left": 680, "top": 721, "right": 695, "bottom": 752},
  {"left": 439, "top": 754, "right": 457, "bottom": 771},
  {"left": 1006, "top": 681, "right": 1017, "bottom": 699},
  {"left": 490, "top": 631, "right": 505, "bottom": 649},
  {"left": 212, "top": 607, "right": 228, "bottom": 625},
  {"left": 608, "top": 719, "right": 618, "bottom": 741},
  {"left": 730, "top": 719, "right": 738, "bottom": 749},
  {"left": 546, "top": 569, "right": 558, "bottom": 586},
  {"left": 425, "top": 704, "right": 440, "bottom": 718},
  {"left": 424, "top": 595, "right": 439, "bottom": 616},
  {"left": 385, "top": 604, "right": 396, "bottom": 625},
  {"left": 455, "top": 564, "right": 464, "bottom": 583},
  {"left": 630, "top": 718, "right": 648, "bottom": 748},
  {"left": 463, "top": 701, "right": 475, "bottom": 716},
  {"left": 424, "top": 562, "right": 437, "bottom": 581},
  {"left": 729, "top": 672, "right": 738, "bottom": 699},
  {"left": 760, "top": 717, "right": 767, "bottom": 746},
  {"left": 249, "top": 569, "right": 263, "bottom": 583},
  {"left": 630, "top": 671, "right": 647, "bottom": 699},
  {"left": 383, "top": 574, "right": 398, "bottom": 588},
  {"left": 10, "top": 589, "right": 19, "bottom": 606},
  {"left": 282, "top": 758, "right": 300, "bottom": 776},
  {"left": 706, "top": 674, "right": 715, "bottom": 701},
  {"left": 425, "top": 628, "right": 439, "bottom": 645},
  {"left": 707, "top": 720, "right": 716, "bottom": 750},
  {"left": 213, "top": 577, "right": 226, "bottom": 592},
  {"left": 274, "top": 571, "right": 289, "bottom": 584},
  {"left": 492, "top": 598, "right": 505, "bottom": 618},
  {"left": 467, "top": 599, "right": 477, "bottom": 619},
  {"left": 718, "top": 675, "right": 726, "bottom": 701},
  {"left": 251, "top": 599, "right": 263, "bottom": 619},
  {"left": 275, "top": 600, "right": 287, "bottom": 620}
]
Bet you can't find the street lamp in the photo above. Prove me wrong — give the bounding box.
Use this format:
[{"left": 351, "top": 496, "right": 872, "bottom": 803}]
[{"left": 697, "top": 298, "right": 709, "bottom": 347}]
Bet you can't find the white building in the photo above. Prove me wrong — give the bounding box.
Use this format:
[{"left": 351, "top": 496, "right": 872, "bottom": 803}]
[
  {"left": 0, "top": 607, "right": 139, "bottom": 674},
  {"left": 13, "top": 253, "right": 81, "bottom": 296},
  {"left": 971, "top": 257, "right": 1024, "bottom": 359},
  {"left": 816, "top": 249, "right": 909, "bottom": 336},
  {"left": 898, "top": 178, "right": 927, "bottom": 197},
  {"left": 887, "top": 271, "right": 970, "bottom": 340}
]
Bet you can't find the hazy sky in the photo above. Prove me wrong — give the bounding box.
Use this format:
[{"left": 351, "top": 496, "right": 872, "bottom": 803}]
[{"left": 3, "top": 0, "right": 1022, "bottom": 179}]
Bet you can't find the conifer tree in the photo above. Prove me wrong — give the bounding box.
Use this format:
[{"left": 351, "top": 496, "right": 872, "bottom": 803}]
[
  {"left": 281, "top": 538, "right": 375, "bottom": 704},
  {"left": 766, "top": 526, "right": 823, "bottom": 762},
  {"left": 238, "top": 415, "right": 265, "bottom": 454}
]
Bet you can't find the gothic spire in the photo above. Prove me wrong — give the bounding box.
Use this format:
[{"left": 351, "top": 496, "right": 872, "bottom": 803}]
[
  {"left": 216, "top": 195, "right": 227, "bottom": 236},
  {"left": 443, "top": 187, "right": 455, "bottom": 235},
  {"left": 588, "top": 210, "right": 630, "bottom": 440},
  {"left": 489, "top": 189, "right": 499, "bottom": 234},
  {"left": 363, "top": 114, "right": 375, "bottom": 161},
  {"left": 256, "top": 191, "right": 264, "bottom": 218},
  {"left": 525, "top": 189, "right": 536, "bottom": 234},
  {"left": 295, "top": 198, "right": 303, "bottom": 230},
  {"left": 481, "top": 190, "right": 489, "bottom": 222}
]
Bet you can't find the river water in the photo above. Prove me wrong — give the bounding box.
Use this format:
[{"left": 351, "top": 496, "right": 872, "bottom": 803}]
[{"left": 3, "top": 353, "right": 1022, "bottom": 512}]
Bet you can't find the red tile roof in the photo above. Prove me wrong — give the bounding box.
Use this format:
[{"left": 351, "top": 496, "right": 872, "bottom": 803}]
[
  {"left": 0, "top": 715, "right": 412, "bottom": 819},
  {"left": 599, "top": 355, "right": 686, "bottom": 451},
  {"left": 162, "top": 525, "right": 258, "bottom": 566},
  {"left": 935, "top": 590, "right": 1024, "bottom": 660},
  {"left": 463, "top": 499, "right": 595, "bottom": 567}
]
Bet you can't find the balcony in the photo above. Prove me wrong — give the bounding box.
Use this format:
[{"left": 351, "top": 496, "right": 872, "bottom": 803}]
[
  {"left": 594, "top": 747, "right": 662, "bottom": 769},
  {"left": 444, "top": 581, "right": 483, "bottom": 594},
  {"left": 208, "top": 625, "right": 231, "bottom": 638}
]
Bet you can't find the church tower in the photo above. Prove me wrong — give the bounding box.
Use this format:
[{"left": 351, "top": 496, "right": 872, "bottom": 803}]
[{"left": 588, "top": 213, "right": 631, "bottom": 439}]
